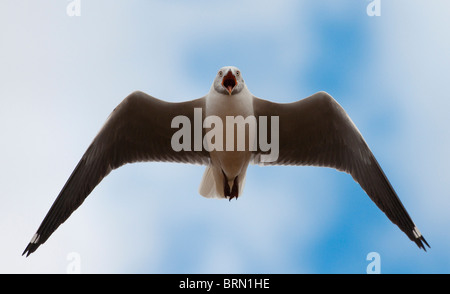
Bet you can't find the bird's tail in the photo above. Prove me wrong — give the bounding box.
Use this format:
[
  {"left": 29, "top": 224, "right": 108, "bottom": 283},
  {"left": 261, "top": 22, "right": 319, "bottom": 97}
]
[
  {"left": 199, "top": 165, "right": 247, "bottom": 200},
  {"left": 199, "top": 165, "right": 221, "bottom": 198}
]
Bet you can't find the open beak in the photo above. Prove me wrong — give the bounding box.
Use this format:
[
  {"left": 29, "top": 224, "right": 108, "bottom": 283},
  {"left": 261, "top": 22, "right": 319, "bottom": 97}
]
[{"left": 221, "top": 71, "right": 237, "bottom": 95}]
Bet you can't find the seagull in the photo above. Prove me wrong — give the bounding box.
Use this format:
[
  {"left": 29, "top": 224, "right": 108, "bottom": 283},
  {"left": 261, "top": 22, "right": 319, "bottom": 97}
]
[{"left": 23, "top": 66, "right": 429, "bottom": 256}]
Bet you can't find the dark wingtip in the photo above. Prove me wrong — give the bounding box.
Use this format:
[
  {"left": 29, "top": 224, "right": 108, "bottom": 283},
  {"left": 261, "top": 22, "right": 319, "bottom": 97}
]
[
  {"left": 421, "top": 236, "right": 430, "bottom": 249},
  {"left": 415, "top": 235, "right": 430, "bottom": 252},
  {"left": 22, "top": 244, "right": 31, "bottom": 257},
  {"left": 22, "top": 242, "right": 39, "bottom": 257}
]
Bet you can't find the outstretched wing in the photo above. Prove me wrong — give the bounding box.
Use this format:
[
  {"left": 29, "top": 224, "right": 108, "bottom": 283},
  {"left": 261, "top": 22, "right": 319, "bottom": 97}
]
[
  {"left": 23, "top": 91, "right": 209, "bottom": 256},
  {"left": 252, "top": 91, "right": 429, "bottom": 250}
]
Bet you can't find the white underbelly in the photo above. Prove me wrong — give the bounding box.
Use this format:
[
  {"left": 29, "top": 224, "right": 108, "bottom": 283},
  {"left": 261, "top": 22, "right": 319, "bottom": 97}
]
[{"left": 205, "top": 90, "right": 254, "bottom": 179}]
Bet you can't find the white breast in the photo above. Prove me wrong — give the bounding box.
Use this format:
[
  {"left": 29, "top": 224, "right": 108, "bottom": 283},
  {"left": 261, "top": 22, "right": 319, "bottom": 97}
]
[{"left": 205, "top": 87, "right": 254, "bottom": 180}]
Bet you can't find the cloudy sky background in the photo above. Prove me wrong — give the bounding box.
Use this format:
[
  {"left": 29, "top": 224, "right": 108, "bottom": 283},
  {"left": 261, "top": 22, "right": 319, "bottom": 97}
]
[{"left": 1, "top": 0, "right": 449, "bottom": 273}]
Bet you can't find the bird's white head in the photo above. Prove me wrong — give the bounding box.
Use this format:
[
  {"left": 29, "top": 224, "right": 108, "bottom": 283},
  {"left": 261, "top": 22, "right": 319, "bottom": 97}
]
[{"left": 212, "top": 66, "right": 245, "bottom": 96}]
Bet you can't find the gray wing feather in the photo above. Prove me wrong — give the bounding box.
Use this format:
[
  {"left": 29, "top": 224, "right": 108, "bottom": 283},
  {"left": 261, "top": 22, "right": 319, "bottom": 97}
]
[
  {"left": 252, "top": 91, "right": 429, "bottom": 250},
  {"left": 23, "top": 91, "right": 209, "bottom": 256}
]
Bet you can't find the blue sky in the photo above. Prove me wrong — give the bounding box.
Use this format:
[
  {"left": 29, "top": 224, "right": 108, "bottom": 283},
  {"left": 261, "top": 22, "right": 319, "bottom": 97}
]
[{"left": 1, "top": 1, "right": 449, "bottom": 273}]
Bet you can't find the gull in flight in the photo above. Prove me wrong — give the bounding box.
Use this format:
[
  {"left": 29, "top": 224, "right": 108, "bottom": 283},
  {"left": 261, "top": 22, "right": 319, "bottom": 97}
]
[{"left": 23, "top": 66, "right": 429, "bottom": 256}]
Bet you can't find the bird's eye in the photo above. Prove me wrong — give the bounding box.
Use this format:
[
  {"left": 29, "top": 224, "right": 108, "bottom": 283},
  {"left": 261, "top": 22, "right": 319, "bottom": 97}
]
[
  {"left": 236, "top": 71, "right": 240, "bottom": 76},
  {"left": 218, "top": 71, "right": 223, "bottom": 77}
]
